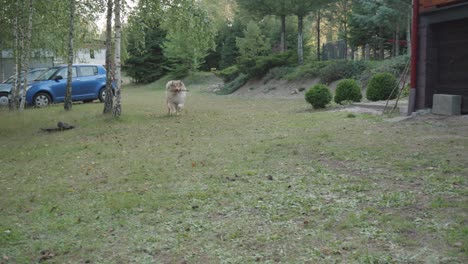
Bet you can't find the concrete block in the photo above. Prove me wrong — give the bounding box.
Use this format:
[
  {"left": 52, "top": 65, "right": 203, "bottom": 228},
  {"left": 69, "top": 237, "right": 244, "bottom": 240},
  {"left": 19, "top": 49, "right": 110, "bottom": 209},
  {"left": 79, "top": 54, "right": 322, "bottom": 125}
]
[{"left": 432, "top": 94, "right": 461, "bottom": 116}]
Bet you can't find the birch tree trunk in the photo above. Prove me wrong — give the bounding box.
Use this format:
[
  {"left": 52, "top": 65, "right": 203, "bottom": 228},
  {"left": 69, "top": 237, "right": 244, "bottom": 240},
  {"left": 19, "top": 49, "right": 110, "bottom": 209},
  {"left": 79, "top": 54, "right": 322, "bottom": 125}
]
[
  {"left": 103, "top": 0, "right": 114, "bottom": 114},
  {"left": 297, "top": 14, "right": 304, "bottom": 65},
  {"left": 280, "top": 15, "right": 286, "bottom": 52},
  {"left": 64, "top": 0, "right": 75, "bottom": 111},
  {"left": 113, "top": 0, "right": 122, "bottom": 117},
  {"left": 9, "top": 10, "right": 19, "bottom": 111},
  {"left": 19, "top": 0, "right": 34, "bottom": 111}
]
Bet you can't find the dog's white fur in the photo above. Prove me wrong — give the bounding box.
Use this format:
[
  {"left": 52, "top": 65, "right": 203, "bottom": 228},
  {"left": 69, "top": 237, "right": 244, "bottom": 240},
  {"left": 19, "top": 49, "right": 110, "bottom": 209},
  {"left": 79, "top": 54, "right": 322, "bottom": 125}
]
[{"left": 166, "top": 80, "right": 187, "bottom": 115}]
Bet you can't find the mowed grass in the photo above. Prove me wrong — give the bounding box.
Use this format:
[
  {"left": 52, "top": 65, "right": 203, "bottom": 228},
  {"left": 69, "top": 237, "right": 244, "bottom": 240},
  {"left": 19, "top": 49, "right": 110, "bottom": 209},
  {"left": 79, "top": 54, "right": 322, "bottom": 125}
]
[{"left": 1, "top": 74, "right": 467, "bottom": 263}]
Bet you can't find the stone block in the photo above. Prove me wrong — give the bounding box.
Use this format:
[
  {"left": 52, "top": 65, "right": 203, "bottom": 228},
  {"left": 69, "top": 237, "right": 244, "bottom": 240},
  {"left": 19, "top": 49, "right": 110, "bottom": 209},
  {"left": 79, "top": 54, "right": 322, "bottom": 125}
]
[{"left": 432, "top": 94, "right": 461, "bottom": 116}]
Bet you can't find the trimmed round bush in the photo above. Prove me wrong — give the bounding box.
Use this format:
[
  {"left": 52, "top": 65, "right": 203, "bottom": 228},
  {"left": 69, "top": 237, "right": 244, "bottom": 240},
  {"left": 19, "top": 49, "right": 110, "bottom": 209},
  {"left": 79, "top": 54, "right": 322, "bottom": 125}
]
[
  {"left": 305, "top": 84, "right": 332, "bottom": 109},
  {"left": 334, "top": 79, "right": 362, "bottom": 104},
  {"left": 366, "top": 73, "right": 398, "bottom": 101}
]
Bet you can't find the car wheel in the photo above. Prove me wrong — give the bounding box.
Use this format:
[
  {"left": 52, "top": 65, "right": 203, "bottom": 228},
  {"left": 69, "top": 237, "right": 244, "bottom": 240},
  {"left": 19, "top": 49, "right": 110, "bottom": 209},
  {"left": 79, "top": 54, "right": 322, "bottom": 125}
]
[
  {"left": 0, "top": 93, "right": 9, "bottom": 107},
  {"left": 98, "top": 88, "right": 106, "bottom": 102},
  {"left": 33, "top": 92, "right": 51, "bottom": 107}
]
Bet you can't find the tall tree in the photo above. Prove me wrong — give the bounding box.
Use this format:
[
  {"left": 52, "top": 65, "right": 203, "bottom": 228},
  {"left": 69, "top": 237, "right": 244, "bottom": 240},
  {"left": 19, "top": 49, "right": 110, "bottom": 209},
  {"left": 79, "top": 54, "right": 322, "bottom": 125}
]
[
  {"left": 113, "top": 0, "right": 122, "bottom": 117},
  {"left": 289, "top": 0, "right": 328, "bottom": 64},
  {"left": 64, "top": 0, "right": 75, "bottom": 111},
  {"left": 18, "top": 0, "right": 33, "bottom": 111},
  {"left": 103, "top": 0, "right": 113, "bottom": 114},
  {"left": 236, "top": 0, "right": 289, "bottom": 52},
  {"left": 162, "top": 0, "right": 216, "bottom": 75},
  {"left": 124, "top": 0, "right": 168, "bottom": 83}
]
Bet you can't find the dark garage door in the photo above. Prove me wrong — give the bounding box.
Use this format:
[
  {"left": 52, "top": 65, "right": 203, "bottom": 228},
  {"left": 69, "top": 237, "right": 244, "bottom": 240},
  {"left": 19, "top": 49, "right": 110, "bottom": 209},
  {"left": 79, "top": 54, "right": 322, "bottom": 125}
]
[{"left": 433, "top": 17, "right": 468, "bottom": 113}]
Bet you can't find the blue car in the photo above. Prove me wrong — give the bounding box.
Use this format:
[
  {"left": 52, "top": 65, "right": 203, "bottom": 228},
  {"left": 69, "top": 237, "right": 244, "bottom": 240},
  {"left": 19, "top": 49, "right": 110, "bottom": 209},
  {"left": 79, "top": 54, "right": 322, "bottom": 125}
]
[
  {"left": 0, "top": 68, "right": 48, "bottom": 107},
  {"left": 25, "top": 64, "right": 113, "bottom": 107}
]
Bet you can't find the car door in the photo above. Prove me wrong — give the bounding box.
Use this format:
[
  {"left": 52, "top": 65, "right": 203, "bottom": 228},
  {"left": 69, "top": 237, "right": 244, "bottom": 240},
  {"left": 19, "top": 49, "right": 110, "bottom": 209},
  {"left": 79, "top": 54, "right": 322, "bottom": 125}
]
[
  {"left": 76, "top": 66, "right": 100, "bottom": 100},
  {"left": 49, "top": 67, "right": 78, "bottom": 102}
]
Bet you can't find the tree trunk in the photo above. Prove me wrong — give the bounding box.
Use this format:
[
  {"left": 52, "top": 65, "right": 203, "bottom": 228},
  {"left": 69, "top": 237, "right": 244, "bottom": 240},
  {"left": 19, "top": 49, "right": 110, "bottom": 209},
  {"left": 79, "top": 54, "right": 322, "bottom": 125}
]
[
  {"left": 113, "top": 0, "right": 122, "bottom": 117},
  {"left": 343, "top": 21, "right": 348, "bottom": 60},
  {"left": 316, "top": 10, "right": 321, "bottom": 61},
  {"left": 395, "top": 23, "right": 400, "bottom": 56},
  {"left": 407, "top": 9, "right": 411, "bottom": 55},
  {"left": 9, "top": 9, "right": 19, "bottom": 111},
  {"left": 379, "top": 27, "right": 384, "bottom": 60},
  {"left": 103, "top": 0, "right": 113, "bottom": 114},
  {"left": 297, "top": 14, "right": 304, "bottom": 64},
  {"left": 64, "top": 0, "right": 75, "bottom": 111},
  {"left": 19, "top": 0, "right": 33, "bottom": 111},
  {"left": 280, "top": 15, "right": 286, "bottom": 52}
]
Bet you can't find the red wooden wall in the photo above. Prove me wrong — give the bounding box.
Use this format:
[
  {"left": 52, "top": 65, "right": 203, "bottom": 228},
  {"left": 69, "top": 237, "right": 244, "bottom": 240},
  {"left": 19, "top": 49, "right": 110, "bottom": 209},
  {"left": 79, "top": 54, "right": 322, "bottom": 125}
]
[{"left": 420, "top": 0, "right": 468, "bottom": 11}]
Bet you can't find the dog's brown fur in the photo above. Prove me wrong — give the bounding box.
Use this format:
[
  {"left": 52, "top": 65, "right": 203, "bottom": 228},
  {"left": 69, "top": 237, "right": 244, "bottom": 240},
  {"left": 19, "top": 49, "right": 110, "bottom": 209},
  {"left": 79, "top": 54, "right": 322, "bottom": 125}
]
[{"left": 166, "top": 80, "right": 187, "bottom": 115}]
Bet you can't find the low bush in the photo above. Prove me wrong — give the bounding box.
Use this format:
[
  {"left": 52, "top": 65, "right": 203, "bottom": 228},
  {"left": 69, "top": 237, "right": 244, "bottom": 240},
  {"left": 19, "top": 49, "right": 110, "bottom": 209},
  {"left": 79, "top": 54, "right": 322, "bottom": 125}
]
[
  {"left": 216, "top": 73, "right": 249, "bottom": 95},
  {"left": 305, "top": 84, "right": 332, "bottom": 109},
  {"left": 319, "top": 60, "right": 368, "bottom": 85},
  {"left": 360, "top": 54, "right": 410, "bottom": 87},
  {"left": 284, "top": 61, "right": 328, "bottom": 81},
  {"left": 366, "top": 73, "right": 398, "bottom": 101},
  {"left": 264, "top": 66, "right": 295, "bottom": 83},
  {"left": 238, "top": 52, "right": 296, "bottom": 79},
  {"left": 215, "top": 65, "right": 240, "bottom": 83},
  {"left": 334, "top": 79, "right": 362, "bottom": 104}
]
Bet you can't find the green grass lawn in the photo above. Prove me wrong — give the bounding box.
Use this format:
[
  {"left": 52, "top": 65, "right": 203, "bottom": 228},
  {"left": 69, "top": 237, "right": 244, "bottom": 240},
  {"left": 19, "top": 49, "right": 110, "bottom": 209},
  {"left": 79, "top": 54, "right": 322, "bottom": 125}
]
[{"left": 1, "top": 74, "right": 467, "bottom": 263}]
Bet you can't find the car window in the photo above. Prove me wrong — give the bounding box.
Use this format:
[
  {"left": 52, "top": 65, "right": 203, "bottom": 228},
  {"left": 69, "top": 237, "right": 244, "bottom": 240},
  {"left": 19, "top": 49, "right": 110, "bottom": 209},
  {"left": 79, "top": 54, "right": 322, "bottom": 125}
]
[
  {"left": 36, "top": 68, "right": 59, "bottom": 81},
  {"left": 28, "top": 70, "right": 46, "bottom": 81},
  {"left": 56, "top": 67, "right": 77, "bottom": 79},
  {"left": 79, "top": 66, "right": 98, "bottom": 77}
]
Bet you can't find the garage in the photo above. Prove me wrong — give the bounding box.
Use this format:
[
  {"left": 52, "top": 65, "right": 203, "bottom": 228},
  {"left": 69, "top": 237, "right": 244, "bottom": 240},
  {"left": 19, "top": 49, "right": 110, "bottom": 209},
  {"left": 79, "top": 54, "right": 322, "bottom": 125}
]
[
  {"left": 432, "top": 18, "right": 468, "bottom": 113},
  {"left": 415, "top": 0, "right": 468, "bottom": 114}
]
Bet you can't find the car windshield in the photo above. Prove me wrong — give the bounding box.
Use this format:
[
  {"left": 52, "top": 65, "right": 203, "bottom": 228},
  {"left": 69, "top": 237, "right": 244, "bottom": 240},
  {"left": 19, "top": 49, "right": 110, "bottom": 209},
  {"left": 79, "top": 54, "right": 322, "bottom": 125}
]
[
  {"left": 3, "top": 68, "right": 48, "bottom": 84},
  {"left": 35, "top": 67, "right": 60, "bottom": 81}
]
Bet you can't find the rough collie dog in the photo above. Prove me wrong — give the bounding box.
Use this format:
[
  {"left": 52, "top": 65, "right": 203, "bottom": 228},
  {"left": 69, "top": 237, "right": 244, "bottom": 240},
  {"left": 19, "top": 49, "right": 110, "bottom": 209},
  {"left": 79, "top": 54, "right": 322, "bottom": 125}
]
[{"left": 166, "top": 80, "right": 187, "bottom": 115}]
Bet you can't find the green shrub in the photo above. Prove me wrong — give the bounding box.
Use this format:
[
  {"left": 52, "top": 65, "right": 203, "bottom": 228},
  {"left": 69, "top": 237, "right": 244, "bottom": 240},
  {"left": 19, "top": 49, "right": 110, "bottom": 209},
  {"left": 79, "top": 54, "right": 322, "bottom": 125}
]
[
  {"left": 264, "top": 66, "right": 295, "bottom": 82},
  {"left": 284, "top": 61, "right": 328, "bottom": 81},
  {"left": 334, "top": 79, "right": 362, "bottom": 104},
  {"left": 305, "top": 84, "right": 332, "bottom": 109},
  {"left": 319, "top": 60, "right": 368, "bottom": 85},
  {"left": 216, "top": 73, "right": 249, "bottom": 95},
  {"left": 366, "top": 73, "right": 398, "bottom": 101},
  {"left": 215, "top": 65, "right": 240, "bottom": 83},
  {"left": 238, "top": 52, "right": 295, "bottom": 78},
  {"left": 359, "top": 55, "right": 409, "bottom": 87}
]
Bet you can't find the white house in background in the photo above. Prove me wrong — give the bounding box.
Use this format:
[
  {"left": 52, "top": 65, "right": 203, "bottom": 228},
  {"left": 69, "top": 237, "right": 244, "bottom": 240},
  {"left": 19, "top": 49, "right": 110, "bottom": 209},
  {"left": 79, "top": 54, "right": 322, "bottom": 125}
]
[
  {"left": 53, "top": 41, "right": 107, "bottom": 66},
  {"left": 74, "top": 40, "right": 106, "bottom": 65}
]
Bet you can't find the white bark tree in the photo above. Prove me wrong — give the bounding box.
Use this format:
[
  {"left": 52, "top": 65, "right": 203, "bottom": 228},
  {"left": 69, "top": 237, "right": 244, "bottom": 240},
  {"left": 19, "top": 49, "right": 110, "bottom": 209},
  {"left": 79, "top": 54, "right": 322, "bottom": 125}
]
[
  {"left": 103, "top": 0, "right": 114, "bottom": 114},
  {"left": 113, "top": 0, "right": 122, "bottom": 117},
  {"left": 19, "top": 0, "right": 33, "bottom": 111},
  {"left": 64, "top": 0, "right": 75, "bottom": 111}
]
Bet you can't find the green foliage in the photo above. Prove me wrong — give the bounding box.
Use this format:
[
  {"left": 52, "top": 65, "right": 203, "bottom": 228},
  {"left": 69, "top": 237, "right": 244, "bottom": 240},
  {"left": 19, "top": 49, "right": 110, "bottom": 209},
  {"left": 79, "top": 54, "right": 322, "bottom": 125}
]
[
  {"left": 334, "top": 79, "right": 362, "bottom": 104},
  {"left": 125, "top": 20, "right": 168, "bottom": 83},
  {"left": 236, "top": 20, "right": 271, "bottom": 62},
  {"left": 401, "top": 83, "right": 410, "bottom": 98},
  {"left": 215, "top": 65, "right": 240, "bottom": 83},
  {"left": 264, "top": 66, "right": 295, "bottom": 82},
  {"left": 238, "top": 51, "right": 295, "bottom": 79},
  {"left": 203, "top": 18, "right": 243, "bottom": 71},
  {"left": 284, "top": 61, "right": 328, "bottom": 80},
  {"left": 305, "top": 84, "right": 332, "bottom": 109},
  {"left": 319, "top": 60, "right": 368, "bottom": 85},
  {"left": 162, "top": 1, "right": 216, "bottom": 72},
  {"left": 360, "top": 55, "right": 410, "bottom": 87},
  {"left": 216, "top": 73, "right": 249, "bottom": 95},
  {"left": 366, "top": 73, "right": 398, "bottom": 101}
]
